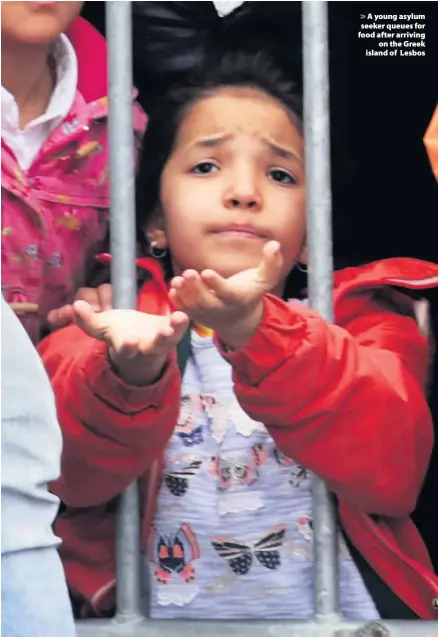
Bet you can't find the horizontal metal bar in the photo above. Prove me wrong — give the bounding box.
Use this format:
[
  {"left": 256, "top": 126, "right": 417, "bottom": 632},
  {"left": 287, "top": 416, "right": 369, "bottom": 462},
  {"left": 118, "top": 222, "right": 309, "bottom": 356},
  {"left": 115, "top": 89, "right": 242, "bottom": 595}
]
[{"left": 76, "top": 619, "right": 438, "bottom": 637}]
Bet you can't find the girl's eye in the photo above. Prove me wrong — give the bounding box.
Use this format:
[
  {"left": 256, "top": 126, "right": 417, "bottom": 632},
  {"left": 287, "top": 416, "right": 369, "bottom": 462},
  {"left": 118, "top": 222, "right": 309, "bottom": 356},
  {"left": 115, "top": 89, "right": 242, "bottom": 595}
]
[
  {"left": 191, "top": 162, "right": 219, "bottom": 175},
  {"left": 269, "top": 169, "right": 297, "bottom": 185}
]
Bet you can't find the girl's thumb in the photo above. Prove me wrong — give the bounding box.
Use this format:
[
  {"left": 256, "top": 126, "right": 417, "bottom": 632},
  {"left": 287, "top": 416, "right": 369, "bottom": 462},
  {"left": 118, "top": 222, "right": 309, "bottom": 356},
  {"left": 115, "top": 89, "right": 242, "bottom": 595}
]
[
  {"left": 259, "top": 241, "right": 283, "bottom": 287},
  {"left": 73, "top": 300, "right": 104, "bottom": 338}
]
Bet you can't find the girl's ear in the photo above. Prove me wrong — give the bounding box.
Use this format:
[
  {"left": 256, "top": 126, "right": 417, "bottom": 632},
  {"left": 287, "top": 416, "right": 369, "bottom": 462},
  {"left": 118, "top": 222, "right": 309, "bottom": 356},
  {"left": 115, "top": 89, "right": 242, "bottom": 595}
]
[
  {"left": 298, "top": 244, "right": 308, "bottom": 265},
  {"left": 144, "top": 207, "right": 168, "bottom": 249},
  {"left": 145, "top": 227, "right": 168, "bottom": 250}
]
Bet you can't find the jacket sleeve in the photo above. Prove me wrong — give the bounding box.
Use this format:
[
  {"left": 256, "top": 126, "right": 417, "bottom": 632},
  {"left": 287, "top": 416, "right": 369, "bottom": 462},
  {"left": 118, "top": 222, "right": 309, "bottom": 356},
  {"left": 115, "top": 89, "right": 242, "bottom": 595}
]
[
  {"left": 38, "top": 326, "right": 180, "bottom": 508},
  {"left": 218, "top": 290, "right": 433, "bottom": 517}
]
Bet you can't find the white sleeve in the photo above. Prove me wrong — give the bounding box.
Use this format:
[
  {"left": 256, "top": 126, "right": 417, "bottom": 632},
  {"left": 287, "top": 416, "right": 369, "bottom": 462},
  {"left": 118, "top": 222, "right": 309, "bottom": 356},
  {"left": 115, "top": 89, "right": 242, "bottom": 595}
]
[{"left": 1, "top": 297, "right": 62, "bottom": 554}]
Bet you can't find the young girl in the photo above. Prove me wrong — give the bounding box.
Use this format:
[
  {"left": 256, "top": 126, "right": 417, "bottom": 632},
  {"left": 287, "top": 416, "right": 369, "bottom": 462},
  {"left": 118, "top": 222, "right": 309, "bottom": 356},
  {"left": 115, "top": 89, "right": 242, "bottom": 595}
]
[
  {"left": 38, "top": 51, "right": 438, "bottom": 620},
  {"left": 1, "top": 1, "right": 145, "bottom": 343}
]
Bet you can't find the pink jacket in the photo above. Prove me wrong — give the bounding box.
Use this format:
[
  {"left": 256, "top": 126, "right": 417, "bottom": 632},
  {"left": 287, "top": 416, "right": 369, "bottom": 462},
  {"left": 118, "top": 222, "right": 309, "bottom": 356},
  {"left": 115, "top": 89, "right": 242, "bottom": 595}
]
[{"left": 1, "top": 18, "right": 146, "bottom": 343}]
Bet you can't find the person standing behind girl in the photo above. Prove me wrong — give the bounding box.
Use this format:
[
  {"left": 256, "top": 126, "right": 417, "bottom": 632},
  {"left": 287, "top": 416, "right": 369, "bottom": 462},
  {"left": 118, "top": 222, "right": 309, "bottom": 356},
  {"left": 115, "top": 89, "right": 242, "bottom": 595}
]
[
  {"left": 39, "top": 52, "right": 438, "bottom": 619},
  {"left": 1, "top": 1, "right": 146, "bottom": 343}
]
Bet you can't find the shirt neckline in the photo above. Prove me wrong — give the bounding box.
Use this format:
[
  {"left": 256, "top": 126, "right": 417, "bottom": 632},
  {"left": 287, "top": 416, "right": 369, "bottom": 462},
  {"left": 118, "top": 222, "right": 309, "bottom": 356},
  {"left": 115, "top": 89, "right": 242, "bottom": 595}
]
[{"left": 1, "top": 33, "right": 78, "bottom": 134}]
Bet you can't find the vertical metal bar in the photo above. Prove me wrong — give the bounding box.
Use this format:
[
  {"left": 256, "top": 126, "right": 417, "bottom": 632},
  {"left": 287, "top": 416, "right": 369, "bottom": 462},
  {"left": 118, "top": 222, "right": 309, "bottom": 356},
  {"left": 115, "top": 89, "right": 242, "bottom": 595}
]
[
  {"left": 302, "top": 1, "right": 340, "bottom": 622},
  {"left": 106, "top": 2, "right": 142, "bottom": 622}
]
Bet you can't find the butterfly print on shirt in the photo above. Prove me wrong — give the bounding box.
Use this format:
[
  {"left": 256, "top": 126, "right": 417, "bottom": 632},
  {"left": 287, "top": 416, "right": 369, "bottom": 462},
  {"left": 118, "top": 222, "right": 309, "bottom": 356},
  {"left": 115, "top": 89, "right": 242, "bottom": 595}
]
[
  {"left": 210, "top": 443, "right": 267, "bottom": 491},
  {"left": 296, "top": 515, "right": 351, "bottom": 559},
  {"left": 176, "top": 395, "right": 204, "bottom": 447},
  {"left": 178, "top": 426, "right": 204, "bottom": 447},
  {"left": 273, "top": 449, "right": 309, "bottom": 487},
  {"left": 212, "top": 526, "right": 286, "bottom": 575},
  {"left": 164, "top": 458, "right": 203, "bottom": 497},
  {"left": 149, "top": 524, "right": 200, "bottom": 585}
]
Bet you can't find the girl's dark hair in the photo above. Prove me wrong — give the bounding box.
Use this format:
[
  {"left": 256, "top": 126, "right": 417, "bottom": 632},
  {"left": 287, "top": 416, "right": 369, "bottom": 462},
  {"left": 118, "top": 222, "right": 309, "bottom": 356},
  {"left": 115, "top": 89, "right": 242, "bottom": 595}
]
[{"left": 136, "top": 49, "right": 305, "bottom": 296}]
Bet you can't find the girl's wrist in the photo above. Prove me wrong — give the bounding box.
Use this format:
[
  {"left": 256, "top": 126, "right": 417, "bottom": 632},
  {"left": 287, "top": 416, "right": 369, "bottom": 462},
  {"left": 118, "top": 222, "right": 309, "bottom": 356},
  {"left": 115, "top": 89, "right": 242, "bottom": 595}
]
[
  {"left": 108, "top": 347, "right": 168, "bottom": 387},
  {"left": 216, "top": 301, "right": 264, "bottom": 351}
]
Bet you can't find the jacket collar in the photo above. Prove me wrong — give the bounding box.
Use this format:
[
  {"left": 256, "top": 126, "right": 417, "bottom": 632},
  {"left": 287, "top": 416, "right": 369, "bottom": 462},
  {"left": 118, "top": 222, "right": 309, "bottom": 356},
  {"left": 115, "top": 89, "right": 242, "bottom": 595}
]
[
  {"left": 66, "top": 18, "right": 145, "bottom": 128},
  {"left": 333, "top": 257, "right": 438, "bottom": 306},
  {"left": 67, "top": 18, "right": 108, "bottom": 104}
]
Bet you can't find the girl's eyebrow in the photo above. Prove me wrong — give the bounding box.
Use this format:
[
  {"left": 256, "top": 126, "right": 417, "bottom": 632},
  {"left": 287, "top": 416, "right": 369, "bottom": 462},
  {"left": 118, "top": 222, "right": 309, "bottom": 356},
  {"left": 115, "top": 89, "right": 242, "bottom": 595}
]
[
  {"left": 187, "top": 133, "right": 302, "bottom": 164},
  {"left": 263, "top": 138, "right": 302, "bottom": 163},
  {"left": 188, "top": 133, "right": 233, "bottom": 149}
]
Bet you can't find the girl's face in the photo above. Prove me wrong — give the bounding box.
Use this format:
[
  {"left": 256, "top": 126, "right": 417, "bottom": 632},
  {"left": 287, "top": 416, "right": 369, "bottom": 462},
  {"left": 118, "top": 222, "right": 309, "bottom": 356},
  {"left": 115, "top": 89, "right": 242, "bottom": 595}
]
[
  {"left": 155, "top": 87, "right": 306, "bottom": 291},
  {"left": 1, "top": 1, "right": 83, "bottom": 46}
]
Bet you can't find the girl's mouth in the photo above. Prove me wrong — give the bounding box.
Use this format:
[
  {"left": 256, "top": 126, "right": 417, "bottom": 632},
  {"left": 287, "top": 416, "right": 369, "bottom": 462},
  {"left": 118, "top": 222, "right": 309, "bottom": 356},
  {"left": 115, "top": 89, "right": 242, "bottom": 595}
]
[{"left": 214, "top": 224, "right": 269, "bottom": 239}]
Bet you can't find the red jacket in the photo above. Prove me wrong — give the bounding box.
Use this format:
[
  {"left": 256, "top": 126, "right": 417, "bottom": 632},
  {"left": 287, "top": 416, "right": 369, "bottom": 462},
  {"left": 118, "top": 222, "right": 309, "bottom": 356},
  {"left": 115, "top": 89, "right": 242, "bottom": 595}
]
[{"left": 38, "top": 257, "right": 438, "bottom": 618}]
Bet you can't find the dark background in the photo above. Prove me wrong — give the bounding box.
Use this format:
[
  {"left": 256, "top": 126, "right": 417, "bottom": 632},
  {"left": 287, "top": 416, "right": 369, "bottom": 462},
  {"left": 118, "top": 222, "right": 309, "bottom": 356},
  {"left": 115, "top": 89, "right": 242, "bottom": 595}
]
[{"left": 81, "top": 2, "right": 438, "bottom": 567}]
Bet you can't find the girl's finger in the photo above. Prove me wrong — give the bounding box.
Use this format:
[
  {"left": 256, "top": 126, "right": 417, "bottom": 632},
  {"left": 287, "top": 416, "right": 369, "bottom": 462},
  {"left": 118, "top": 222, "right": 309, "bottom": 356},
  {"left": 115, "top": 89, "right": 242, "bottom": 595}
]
[
  {"left": 136, "top": 313, "right": 188, "bottom": 356},
  {"left": 146, "top": 320, "right": 189, "bottom": 355},
  {"left": 138, "top": 327, "right": 173, "bottom": 356},
  {"left": 154, "top": 313, "right": 189, "bottom": 345},
  {"left": 200, "top": 270, "right": 237, "bottom": 303},
  {"left": 170, "top": 276, "right": 184, "bottom": 292},
  {"left": 97, "top": 284, "right": 113, "bottom": 311},
  {"left": 47, "top": 305, "right": 75, "bottom": 329},
  {"left": 171, "top": 272, "right": 199, "bottom": 307},
  {"left": 258, "top": 241, "right": 283, "bottom": 287},
  {"left": 149, "top": 328, "right": 176, "bottom": 353},
  {"left": 168, "top": 288, "right": 185, "bottom": 311},
  {"left": 169, "top": 311, "right": 190, "bottom": 331},
  {"left": 170, "top": 272, "right": 215, "bottom": 310},
  {"left": 73, "top": 300, "right": 106, "bottom": 338},
  {"left": 169, "top": 278, "right": 190, "bottom": 310},
  {"left": 181, "top": 270, "right": 217, "bottom": 307},
  {"left": 169, "top": 314, "right": 190, "bottom": 344}
]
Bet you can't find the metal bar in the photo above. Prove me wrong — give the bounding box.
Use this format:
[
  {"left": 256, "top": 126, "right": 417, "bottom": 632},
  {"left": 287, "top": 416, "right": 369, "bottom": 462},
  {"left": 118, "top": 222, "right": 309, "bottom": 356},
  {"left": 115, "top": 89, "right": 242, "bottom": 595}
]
[
  {"left": 302, "top": 1, "right": 340, "bottom": 622},
  {"left": 76, "top": 619, "right": 438, "bottom": 637},
  {"left": 106, "top": 1, "right": 142, "bottom": 623}
]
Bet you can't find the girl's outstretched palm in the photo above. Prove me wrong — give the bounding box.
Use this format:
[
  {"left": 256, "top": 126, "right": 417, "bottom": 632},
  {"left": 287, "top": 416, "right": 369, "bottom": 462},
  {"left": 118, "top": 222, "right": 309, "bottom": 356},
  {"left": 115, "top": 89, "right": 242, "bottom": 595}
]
[
  {"left": 169, "top": 241, "right": 284, "bottom": 348},
  {"left": 72, "top": 301, "right": 189, "bottom": 385}
]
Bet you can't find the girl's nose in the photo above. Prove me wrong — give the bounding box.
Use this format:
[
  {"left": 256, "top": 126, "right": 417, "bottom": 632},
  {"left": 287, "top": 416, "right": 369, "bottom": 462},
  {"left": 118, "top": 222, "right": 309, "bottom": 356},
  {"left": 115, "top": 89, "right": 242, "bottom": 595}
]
[
  {"left": 224, "top": 181, "right": 262, "bottom": 211},
  {"left": 225, "top": 196, "right": 260, "bottom": 210}
]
